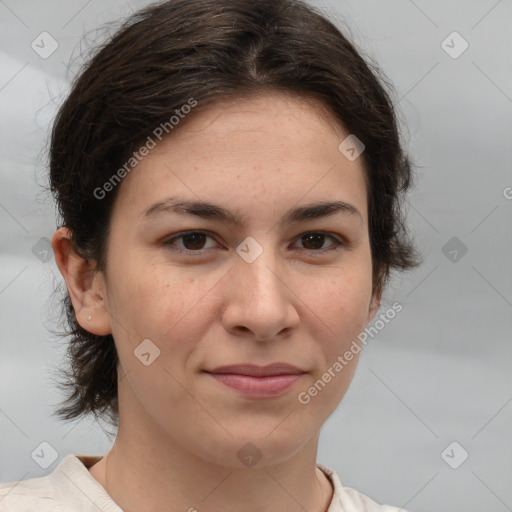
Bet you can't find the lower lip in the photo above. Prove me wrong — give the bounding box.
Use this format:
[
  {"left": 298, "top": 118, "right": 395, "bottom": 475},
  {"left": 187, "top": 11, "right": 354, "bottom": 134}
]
[{"left": 206, "top": 373, "right": 303, "bottom": 397}]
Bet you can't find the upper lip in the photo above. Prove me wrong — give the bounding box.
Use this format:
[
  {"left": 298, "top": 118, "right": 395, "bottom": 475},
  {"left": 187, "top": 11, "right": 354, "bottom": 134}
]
[{"left": 206, "top": 363, "right": 305, "bottom": 377}]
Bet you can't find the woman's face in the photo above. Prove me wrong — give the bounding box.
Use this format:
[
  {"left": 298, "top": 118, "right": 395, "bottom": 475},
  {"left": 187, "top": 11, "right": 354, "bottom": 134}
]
[{"left": 95, "top": 92, "right": 379, "bottom": 467}]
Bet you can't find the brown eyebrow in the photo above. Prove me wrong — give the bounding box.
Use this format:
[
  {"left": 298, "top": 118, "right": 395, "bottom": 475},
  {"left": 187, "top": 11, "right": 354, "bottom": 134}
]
[{"left": 140, "top": 197, "right": 362, "bottom": 226}]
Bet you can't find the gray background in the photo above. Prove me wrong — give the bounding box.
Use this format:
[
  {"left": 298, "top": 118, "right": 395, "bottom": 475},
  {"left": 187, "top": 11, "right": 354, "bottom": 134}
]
[{"left": 1, "top": 1, "right": 511, "bottom": 510}]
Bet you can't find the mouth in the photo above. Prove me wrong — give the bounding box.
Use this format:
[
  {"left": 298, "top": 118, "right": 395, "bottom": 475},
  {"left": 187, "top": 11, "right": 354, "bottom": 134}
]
[{"left": 204, "top": 363, "right": 306, "bottom": 398}]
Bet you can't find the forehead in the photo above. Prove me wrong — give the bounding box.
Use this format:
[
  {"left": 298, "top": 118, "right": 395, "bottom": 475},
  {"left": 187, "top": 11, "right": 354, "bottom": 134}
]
[
  {"left": 112, "top": 92, "right": 368, "bottom": 225},
  {"left": 169, "top": 92, "right": 348, "bottom": 153}
]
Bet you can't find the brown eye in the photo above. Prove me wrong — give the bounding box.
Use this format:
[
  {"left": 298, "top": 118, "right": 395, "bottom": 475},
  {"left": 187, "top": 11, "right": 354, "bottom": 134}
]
[
  {"left": 164, "top": 231, "right": 218, "bottom": 254},
  {"left": 294, "top": 232, "right": 343, "bottom": 254},
  {"left": 181, "top": 232, "right": 207, "bottom": 250},
  {"left": 301, "top": 233, "right": 326, "bottom": 250}
]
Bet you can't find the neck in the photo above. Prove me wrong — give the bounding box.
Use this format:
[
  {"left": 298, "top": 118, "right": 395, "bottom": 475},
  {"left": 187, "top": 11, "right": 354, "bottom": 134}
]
[{"left": 89, "top": 412, "right": 333, "bottom": 512}]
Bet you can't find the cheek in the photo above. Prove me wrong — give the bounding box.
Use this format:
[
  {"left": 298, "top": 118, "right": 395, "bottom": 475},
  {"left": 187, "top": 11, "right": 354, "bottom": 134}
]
[
  {"left": 107, "top": 264, "right": 219, "bottom": 398},
  {"left": 308, "top": 263, "right": 373, "bottom": 334},
  {"left": 108, "top": 253, "right": 200, "bottom": 331},
  {"left": 295, "top": 273, "right": 371, "bottom": 417},
  {"left": 108, "top": 258, "right": 228, "bottom": 373},
  {"left": 299, "top": 265, "right": 373, "bottom": 408}
]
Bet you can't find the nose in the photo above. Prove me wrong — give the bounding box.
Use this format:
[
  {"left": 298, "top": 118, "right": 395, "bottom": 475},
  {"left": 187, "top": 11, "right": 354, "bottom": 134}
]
[{"left": 221, "top": 246, "right": 300, "bottom": 342}]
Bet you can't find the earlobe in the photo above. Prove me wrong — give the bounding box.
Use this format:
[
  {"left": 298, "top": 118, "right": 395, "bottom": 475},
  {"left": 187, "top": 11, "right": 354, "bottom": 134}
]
[{"left": 51, "top": 227, "right": 112, "bottom": 336}]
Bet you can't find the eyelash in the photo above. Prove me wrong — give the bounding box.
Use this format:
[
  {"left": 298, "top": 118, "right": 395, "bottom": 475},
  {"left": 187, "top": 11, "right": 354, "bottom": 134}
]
[{"left": 162, "top": 230, "right": 344, "bottom": 256}]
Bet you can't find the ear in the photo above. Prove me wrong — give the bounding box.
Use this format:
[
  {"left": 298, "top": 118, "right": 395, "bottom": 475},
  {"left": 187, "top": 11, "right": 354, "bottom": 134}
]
[
  {"left": 367, "top": 286, "right": 382, "bottom": 324},
  {"left": 51, "top": 227, "right": 112, "bottom": 335}
]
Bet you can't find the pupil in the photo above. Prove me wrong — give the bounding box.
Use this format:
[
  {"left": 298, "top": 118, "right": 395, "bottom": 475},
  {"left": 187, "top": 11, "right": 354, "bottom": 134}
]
[
  {"left": 303, "top": 233, "right": 324, "bottom": 249},
  {"left": 183, "top": 233, "right": 206, "bottom": 250}
]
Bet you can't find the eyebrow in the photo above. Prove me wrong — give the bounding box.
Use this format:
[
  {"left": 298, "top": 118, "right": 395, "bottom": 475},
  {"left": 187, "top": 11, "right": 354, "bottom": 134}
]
[{"left": 140, "top": 196, "right": 362, "bottom": 226}]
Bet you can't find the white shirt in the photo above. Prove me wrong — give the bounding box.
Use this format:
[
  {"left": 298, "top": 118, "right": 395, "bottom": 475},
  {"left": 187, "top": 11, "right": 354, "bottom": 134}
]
[{"left": 0, "top": 454, "right": 407, "bottom": 511}]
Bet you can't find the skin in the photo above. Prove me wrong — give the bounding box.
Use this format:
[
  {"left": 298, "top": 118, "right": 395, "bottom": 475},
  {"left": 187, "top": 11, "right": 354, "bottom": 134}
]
[{"left": 52, "top": 91, "right": 380, "bottom": 512}]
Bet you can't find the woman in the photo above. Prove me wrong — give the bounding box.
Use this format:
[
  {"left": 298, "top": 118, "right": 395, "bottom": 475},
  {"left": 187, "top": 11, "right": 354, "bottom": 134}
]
[{"left": 0, "top": 0, "right": 419, "bottom": 510}]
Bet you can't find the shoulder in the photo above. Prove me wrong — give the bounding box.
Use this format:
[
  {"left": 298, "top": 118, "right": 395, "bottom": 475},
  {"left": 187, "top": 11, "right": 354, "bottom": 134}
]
[
  {"left": 0, "top": 454, "right": 118, "bottom": 512},
  {"left": 0, "top": 461, "right": 64, "bottom": 511},
  {"left": 317, "top": 462, "right": 407, "bottom": 512}
]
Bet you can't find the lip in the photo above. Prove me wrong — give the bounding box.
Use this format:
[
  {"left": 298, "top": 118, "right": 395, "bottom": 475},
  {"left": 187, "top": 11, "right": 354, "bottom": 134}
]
[
  {"left": 204, "top": 363, "right": 305, "bottom": 398},
  {"left": 207, "top": 363, "right": 305, "bottom": 377}
]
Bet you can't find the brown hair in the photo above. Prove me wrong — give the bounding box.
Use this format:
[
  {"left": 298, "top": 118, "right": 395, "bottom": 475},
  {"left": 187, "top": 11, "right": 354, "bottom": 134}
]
[{"left": 49, "top": 0, "right": 420, "bottom": 429}]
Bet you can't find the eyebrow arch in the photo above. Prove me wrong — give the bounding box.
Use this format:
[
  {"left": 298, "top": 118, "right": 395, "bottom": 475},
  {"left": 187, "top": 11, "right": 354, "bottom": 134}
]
[{"left": 140, "top": 197, "right": 362, "bottom": 226}]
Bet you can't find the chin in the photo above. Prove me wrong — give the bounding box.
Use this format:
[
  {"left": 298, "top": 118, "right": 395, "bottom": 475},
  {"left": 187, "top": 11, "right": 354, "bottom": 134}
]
[{"left": 186, "top": 427, "right": 312, "bottom": 469}]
